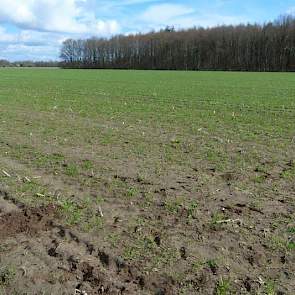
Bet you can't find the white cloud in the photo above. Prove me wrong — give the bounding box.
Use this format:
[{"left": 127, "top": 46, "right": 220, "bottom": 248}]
[
  {"left": 141, "top": 3, "right": 194, "bottom": 24},
  {"left": 0, "top": 26, "right": 62, "bottom": 46},
  {"left": 0, "top": 1, "right": 122, "bottom": 61},
  {"left": 2, "top": 43, "right": 58, "bottom": 60},
  {"left": 135, "top": 3, "right": 247, "bottom": 32},
  {"left": 173, "top": 14, "right": 247, "bottom": 28},
  {"left": 0, "top": 0, "right": 120, "bottom": 35},
  {"left": 0, "top": 26, "right": 69, "bottom": 61}
]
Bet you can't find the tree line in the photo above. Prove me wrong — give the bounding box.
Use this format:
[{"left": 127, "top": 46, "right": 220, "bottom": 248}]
[
  {"left": 60, "top": 15, "right": 295, "bottom": 71},
  {"left": 0, "top": 60, "right": 59, "bottom": 67}
]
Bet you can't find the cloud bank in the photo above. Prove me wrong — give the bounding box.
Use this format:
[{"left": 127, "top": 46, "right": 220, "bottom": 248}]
[{"left": 0, "top": 0, "right": 119, "bottom": 34}]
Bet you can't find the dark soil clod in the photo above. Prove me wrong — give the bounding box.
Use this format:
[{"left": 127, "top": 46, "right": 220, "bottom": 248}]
[{"left": 98, "top": 250, "right": 110, "bottom": 266}]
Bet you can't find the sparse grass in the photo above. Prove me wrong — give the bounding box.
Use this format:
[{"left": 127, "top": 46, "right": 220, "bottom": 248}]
[
  {"left": 140, "top": 191, "right": 154, "bottom": 207},
  {"left": 186, "top": 200, "right": 198, "bottom": 218},
  {"left": 253, "top": 174, "right": 267, "bottom": 184},
  {"left": 58, "top": 199, "right": 82, "bottom": 225},
  {"left": 106, "top": 233, "right": 120, "bottom": 248},
  {"left": 267, "top": 234, "right": 295, "bottom": 251},
  {"left": 126, "top": 187, "right": 139, "bottom": 199},
  {"left": 281, "top": 166, "right": 295, "bottom": 179},
  {"left": 82, "top": 159, "right": 94, "bottom": 170},
  {"left": 264, "top": 280, "right": 277, "bottom": 295},
  {"left": 165, "top": 197, "right": 184, "bottom": 214},
  {"left": 122, "top": 229, "right": 159, "bottom": 262},
  {"left": 83, "top": 215, "right": 104, "bottom": 231},
  {"left": 210, "top": 212, "right": 226, "bottom": 229},
  {"left": 287, "top": 241, "right": 295, "bottom": 250},
  {"left": 0, "top": 266, "right": 15, "bottom": 286},
  {"left": 0, "top": 69, "right": 294, "bottom": 294},
  {"left": 215, "top": 278, "right": 231, "bottom": 295},
  {"left": 287, "top": 227, "right": 295, "bottom": 234},
  {"left": 207, "top": 259, "right": 218, "bottom": 269},
  {"left": 123, "top": 245, "right": 139, "bottom": 261},
  {"left": 64, "top": 163, "right": 79, "bottom": 177}
]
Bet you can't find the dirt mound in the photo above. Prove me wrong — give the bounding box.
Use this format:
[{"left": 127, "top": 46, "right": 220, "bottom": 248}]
[
  {"left": 0, "top": 195, "right": 175, "bottom": 294},
  {"left": 0, "top": 204, "right": 56, "bottom": 239}
]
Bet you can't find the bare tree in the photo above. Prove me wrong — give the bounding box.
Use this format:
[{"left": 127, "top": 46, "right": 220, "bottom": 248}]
[{"left": 60, "top": 15, "right": 295, "bottom": 72}]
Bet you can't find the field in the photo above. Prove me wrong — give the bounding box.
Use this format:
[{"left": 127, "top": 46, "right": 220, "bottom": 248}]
[{"left": 0, "top": 68, "right": 294, "bottom": 294}]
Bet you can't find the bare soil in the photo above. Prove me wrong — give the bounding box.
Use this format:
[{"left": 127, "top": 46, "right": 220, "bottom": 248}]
[
  {"left": 0, "top": 190, "right": 176, "bottom": 295},
  {"left": 1, "top": 163, "right": 294, "bottom": 295}
]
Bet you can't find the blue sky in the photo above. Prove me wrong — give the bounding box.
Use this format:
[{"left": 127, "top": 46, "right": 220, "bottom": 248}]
[{"left": 0, "top": 0, "right": 294, "bottom": 61}]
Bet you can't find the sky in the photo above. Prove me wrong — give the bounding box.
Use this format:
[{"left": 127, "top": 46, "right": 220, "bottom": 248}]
[{"left": 0, "top": 0, "right": 295, "bottom": 61}]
